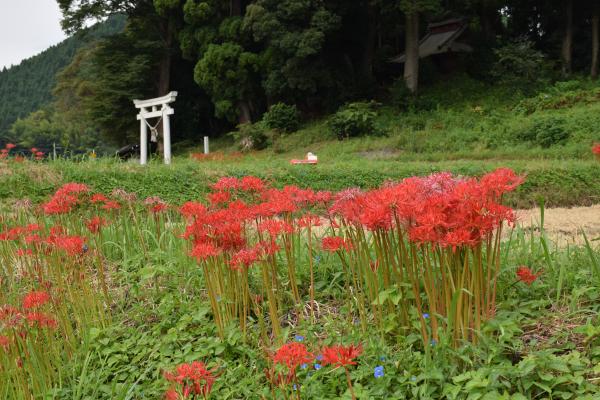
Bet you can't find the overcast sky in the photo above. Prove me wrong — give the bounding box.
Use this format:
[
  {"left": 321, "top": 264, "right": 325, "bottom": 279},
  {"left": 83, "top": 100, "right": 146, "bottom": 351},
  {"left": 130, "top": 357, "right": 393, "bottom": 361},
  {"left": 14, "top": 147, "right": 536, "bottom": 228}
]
[{"left": 0, "top": 0, "right": 67, "bottom": 69}]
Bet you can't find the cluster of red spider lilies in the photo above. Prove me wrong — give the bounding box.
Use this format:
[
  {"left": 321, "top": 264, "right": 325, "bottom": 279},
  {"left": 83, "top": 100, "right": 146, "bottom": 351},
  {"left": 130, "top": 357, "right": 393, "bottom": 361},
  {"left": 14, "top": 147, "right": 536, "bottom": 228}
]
[
  {"left": 0, "top": 143, "right": 45, "bottom": 160},
  {"left": 1, "top": 168, "right": 526, "bottom": 397}
]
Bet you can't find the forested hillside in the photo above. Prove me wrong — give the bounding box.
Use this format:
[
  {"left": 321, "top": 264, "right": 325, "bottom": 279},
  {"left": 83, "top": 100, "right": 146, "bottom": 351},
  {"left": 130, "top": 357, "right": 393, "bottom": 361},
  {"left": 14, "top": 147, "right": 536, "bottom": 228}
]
[{"left": 0, "top": 15, "right": 125, "bottom": 142}]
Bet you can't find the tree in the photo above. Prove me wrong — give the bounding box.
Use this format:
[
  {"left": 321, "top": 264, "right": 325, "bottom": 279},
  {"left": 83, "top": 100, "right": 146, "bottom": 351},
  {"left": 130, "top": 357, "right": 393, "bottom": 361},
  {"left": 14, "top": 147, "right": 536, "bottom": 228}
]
[
  {"left": 592, "top": 1, "right": 599, "bottom": 79},
  {"left": 561, "top": 0, "right": 573, "bottom": 76},
  {"left": 399, "top": 0, "right": 440, "bottom": 94}
]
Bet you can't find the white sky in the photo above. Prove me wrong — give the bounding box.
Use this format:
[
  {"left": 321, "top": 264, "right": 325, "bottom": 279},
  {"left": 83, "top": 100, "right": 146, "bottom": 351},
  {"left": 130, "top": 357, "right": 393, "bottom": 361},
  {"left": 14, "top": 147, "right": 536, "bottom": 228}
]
[{"left": 0, "top": 0, "right": 67, "bottom": 69}]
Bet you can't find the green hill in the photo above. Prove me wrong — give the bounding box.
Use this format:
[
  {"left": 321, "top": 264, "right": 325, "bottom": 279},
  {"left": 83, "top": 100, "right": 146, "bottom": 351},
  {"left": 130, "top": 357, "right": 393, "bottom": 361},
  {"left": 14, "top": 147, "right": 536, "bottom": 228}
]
[{"left": 0, "top": 16, "right": 126, "bottom": 139}]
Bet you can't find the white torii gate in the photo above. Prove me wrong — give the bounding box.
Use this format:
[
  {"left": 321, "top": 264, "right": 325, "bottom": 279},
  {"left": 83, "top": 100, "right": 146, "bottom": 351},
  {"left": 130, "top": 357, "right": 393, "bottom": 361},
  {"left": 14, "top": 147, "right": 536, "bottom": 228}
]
[{"left": 133, "top": 91, "right": 177, "bottom": 165}]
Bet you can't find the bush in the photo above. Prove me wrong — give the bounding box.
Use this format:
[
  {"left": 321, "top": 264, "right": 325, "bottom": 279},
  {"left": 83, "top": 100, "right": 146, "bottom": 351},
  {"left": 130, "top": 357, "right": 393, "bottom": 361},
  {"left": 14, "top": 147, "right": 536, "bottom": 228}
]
[
  {"left": 514, "top": 116, "right": 570, "bottom": 148},
  {"left": 230, "top": 122, "right": 270, "bottom": 151},
  {"left": 328, "top": 101, "right": 384, "bottom": 140},
  {"left": 262, "top": 103, "right": 300, "bottom": 133}
]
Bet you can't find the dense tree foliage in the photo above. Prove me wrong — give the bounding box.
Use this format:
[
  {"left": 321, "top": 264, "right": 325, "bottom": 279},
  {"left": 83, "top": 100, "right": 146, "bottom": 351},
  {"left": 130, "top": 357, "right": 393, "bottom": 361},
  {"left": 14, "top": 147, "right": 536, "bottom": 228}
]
[{"left": 3, "top": 1, "right": 600, "bottom": 150}]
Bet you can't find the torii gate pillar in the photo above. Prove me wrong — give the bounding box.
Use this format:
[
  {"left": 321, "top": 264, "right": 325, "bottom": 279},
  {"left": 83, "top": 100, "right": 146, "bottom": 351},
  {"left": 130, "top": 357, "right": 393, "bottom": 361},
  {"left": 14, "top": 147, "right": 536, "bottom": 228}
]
[{"left": 133, "top": 91, "right": 177, "bottom": 165}]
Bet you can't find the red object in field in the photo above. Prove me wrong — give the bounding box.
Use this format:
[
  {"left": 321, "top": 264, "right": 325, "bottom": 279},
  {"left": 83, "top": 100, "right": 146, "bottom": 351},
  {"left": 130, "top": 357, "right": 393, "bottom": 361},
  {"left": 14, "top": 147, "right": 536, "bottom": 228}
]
[{"left": 291, "top": 152, "right": 318, "bottom": 165}]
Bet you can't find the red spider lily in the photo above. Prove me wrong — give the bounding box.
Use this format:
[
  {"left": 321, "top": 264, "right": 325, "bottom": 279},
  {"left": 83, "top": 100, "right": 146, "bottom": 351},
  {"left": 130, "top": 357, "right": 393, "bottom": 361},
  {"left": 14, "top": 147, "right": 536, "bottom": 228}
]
[
  {"left": 0, "top": 335, "right": 10, "bottom": 351},
  {"left": 22, "top": 291, "right": 51, "bottom": 309},
  {"left": 35, "top": 151, "right": 44, "bottom": 160},
  {"left": 258, "top": 239, "right": 280, "bottom": 255},
  {"left": 42, "top": 194, "right": 79, "bottom": 215},
  {"left": 230, "top": 246, "right": 263, "bottom": 270},
  {"left": 46, "top": 235, "right": 86, "bottom": 256},
  {"left": 322, "top": 236, "right": 352, "bottom": 252},
  {"left": 5, "top": 143, "right": 16, "bottom": 149},
  {"left": 0, "top": 226, "right": 27, "bottom": 241},
  {"left": 86, "top": 216, "right": 107, "bottom": 234},
  {"left": 164, "top": 361, "right": 216, "bottom": 398},
  {"left": 258, "top": 219, "right": 294, "bottom": 237},
  {"left": 212, "top": 177, "right": 240, "bottom": 191},
  {"left": 101, "top": 201, "right": 121, "bottom": 210},
  {"left": 30, "top": 147, "right": 38, "bottom": 153},
  {"left": 25, "top": 312, "right": 57, "bottom": 329},
  {"left": 516, "top": 266, "right": 541, "bottom": 285},
  {"left": 272, "top": 342, "right": 313, "bottom": 372},
  {"left": 240, "top": 176, "right": 265, "bottom": 192},
  {"left": 208, "top": 191, "right": 231, "bottom": 206},
  {"left": 321, "top": 344, "right": 363, "bottom": 367},
  {"left": 55, "top": 183, "right": 90, "bottom": 196},
  {"left": 296, "top": 213, "right": 321, "bottom": 228},
  {"left": 0, "top": 305, "right": 21, "bottom": 322},
  {"left": 190, "top": 242, "right": 221, "bottom": 261},
  {"left": 593, "top": 143, "right": 600, "bottom": 156},
  {"left": 90, "top": 193, "right": 108, "bottom": 203},
  {"left": 164, "top": 389, "right": 179, "bottom": 400},
  {"left": 16, "top": 249, "right": 33, "bottom": 257}
]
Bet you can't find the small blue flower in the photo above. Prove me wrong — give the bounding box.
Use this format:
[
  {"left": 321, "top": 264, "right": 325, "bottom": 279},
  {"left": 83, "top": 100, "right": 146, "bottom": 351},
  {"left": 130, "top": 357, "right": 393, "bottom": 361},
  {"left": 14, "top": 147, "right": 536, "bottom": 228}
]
[
  {"left": 316, "top": 354, "right": 323, "bottom": 361},
  {"left": 430, "top": 339, "right": 437, "bottom": 346},
  {"left": 379, "top": 355, "right": 386, "bottom": 362},
  {"left": 294, "top": 335, "right": 304, "bottom": 342},
  {"left": 422, "top": 313, "right": 430, "bottom": 319},
  {"left": 374, "top": 365, "right": 384, "bottom": 378},
  {"left": 301, "top": 363, "right": 307, "bottom": 369},
  {"left": 314, "top": 363, "right": 322, "bottom": 370},
  {"left": 293, "top": 384, "right": 297, "bottom": 391}
]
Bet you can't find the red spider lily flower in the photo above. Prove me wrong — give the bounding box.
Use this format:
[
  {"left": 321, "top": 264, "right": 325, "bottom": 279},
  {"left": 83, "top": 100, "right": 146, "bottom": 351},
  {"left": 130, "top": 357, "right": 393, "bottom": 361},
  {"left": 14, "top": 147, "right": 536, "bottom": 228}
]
[
  {"left": 164, "top": 389, "right": 179, "bottom": 400},
  {"left": 164, "top": 361, "right": 216, "bottom": 398},
  {"left": 152, "top": 203, "right": 168, "bottom": 213},
  {"left": 479, "top": 168, "right": 525, "bottom": 200},
  {"left": 180, "top": 201, "right": 207, "bottom": 219},
  {"left": 190, "top": 242, "right": 221, "bottom": 261},
  {"left": 47, "top": 235, "right": 86, "bottom": 256},
  {"left": 101, "top": 201, "right": 121, "bottom": 210},
  {"left": 90, "top": 193, "right": 108, "bottom": 203},
  {"left": 22, "top": 291, "right": 51, "bottom": 309},
  {"left": 258, "top": 239, "right": 280, "bottom": 255},
  {"left": 258, "top": 219, "right": 294, "bottom": 237},
  {"left": 13, "top": 156, "right": 24, "bottom": 162},
  {"left": 0, "top": 305, "right": 21, "bottom": 322},
  {"left": 516, "top": 266, "right": 541, "bottom": 285},
  {"left": 240, "top": 176, "right": 265, "bottom": 192},
  {"left": 49, "top": 226, "right": 65, "bottom": 236},
  {"left": 25, "top": 312, "right": 57, "bottom": 329},
  {"left": 30, "top": 147, "right": 38, "bottom": 153},
  {"left": 0, "top": 335, "right": 10, "bottom": 351},
  {"left": 322, "top": 236, "right": 352, "bottom": 252},
  {"left": 35, "top": 151, "right": 44, "bottom": 159},
  {"left": 24, "top": 234, "right": 42, "bottom": 244},
  {"left": 273, "top": 342, "right": 313, "bottom": 372},
  {"left": 86, "top": 216, "right": 107, "bottom": 234},
  {"left": 230, "top": 245, "right": 263, "bottom": 270},
  {"left": 208, "top": 191, "right": 231, "bottom": 206},
  {"left": 55, "top": 183, "right": 90, "bottom": 196},
  {"left": 25, "top": 224, "right": 41, "bottom": 232},
  {"left": 212, "top": 177, "right": 240, "bottom": 191},
  {"left": 296, "top": 213, "right": 322, "bottom": 228},
  {"left": 321, "top": 344, "right": 363, "bottom": 368},
  {"left": 42, "top": 194, "right": 79, "bottom": 215},
  {"left": 5, "top": 143, "right": 16, "bottom": 149},
  {"left": 16, "top": 249, "right": 33, "bottom": 257},
  {"left": 593, "top": 143, "right": 600, "bottom": 156}
]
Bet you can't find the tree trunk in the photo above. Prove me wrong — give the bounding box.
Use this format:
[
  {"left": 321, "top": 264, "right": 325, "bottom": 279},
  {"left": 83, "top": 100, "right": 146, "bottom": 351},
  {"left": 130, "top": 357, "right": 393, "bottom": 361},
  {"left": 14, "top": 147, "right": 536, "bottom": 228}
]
[
  {"left": 157, "top": 17, "right": 174, "bottom": 96},
  {"left": 592, "top": 3, "right": 599, "bottom": 79},
  {"left": 231, "top": 0, "right": 242, "bottom": 16},
  {"left": 404, "top": 11, "right": 419, "bottom": 94},
  {"left": 561, "top": 0, "right": 573, "bottom": 76},
  {"left": 238, "top": 101, "right": 252, "bottom": 124},
  {"left": 359, "top": 2, "right": 376, "bottom": 84}
]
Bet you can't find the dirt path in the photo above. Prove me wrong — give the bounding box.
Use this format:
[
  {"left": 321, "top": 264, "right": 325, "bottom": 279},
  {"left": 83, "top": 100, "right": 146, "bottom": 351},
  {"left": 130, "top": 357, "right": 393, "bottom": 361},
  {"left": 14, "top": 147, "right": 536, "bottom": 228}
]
[{"left": 516, "top": 205, "right": 600, "bottom": 244}]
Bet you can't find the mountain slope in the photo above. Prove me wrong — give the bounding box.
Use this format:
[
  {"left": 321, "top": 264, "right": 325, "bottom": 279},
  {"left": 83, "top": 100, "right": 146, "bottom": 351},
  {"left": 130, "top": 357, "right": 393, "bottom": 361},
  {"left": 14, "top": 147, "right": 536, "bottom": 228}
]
[{"left": 0, "top": 16, "right": 126, "bottom": 138}]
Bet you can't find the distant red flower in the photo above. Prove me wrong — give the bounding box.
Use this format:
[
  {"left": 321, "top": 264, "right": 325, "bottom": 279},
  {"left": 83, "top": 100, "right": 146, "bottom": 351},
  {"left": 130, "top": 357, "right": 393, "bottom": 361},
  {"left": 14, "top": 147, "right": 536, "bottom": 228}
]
[
  {"left": 593, "top": 143, "right": 600, "bottom": 157},
  {"left": 164, "top": 361, "right": 216, "bottom": 398},
  {"left": 258, "top": 219, "right": 294, "bottom": 237},
  {"left": 5, "top": 143, "right": 16, "bottom": 149},
  {"left": 240, "top": 176, "right": 265, "bottom": 192},
  {"left": 208, "top": 191, "right": 231, "bottom": 206},
  {"left": 296, "top": 213, "right": 321, "bottom": 228},
  {"left": 273, "top": 342, "right": 313, "bottom": 372},
  {"left": 190, "top": 242, "right": 221, "bottom": 261},
  {"left": 516, "top": 266, "right": 541, "bottom": 285},
  {"left": 90, "top": 193, "right": 108, "bottom": 203},
  {"left": 16, "top": 249, "right": 33, "bottom": 257},
  {"left": 0, "top": 335, "right": 9, "bottom": 351},
  {"left": 86, "top": 216, "right": 107, "bottom": 234},
  {"left": 230, "top": 246, "right": 262, "bottom": 270},
  {"left": 180, "top": 201, "right": 207, "bottom": 219},
  {"left": 25, "top": 312, "right": 57, "bottom": 329},
  {"left": 47, "top": 235, "right": 86, "bottom": 256},
  {"left": 321, "top": 344, "right": 362, "bottom": 367},
  {"left": 322, "top": 236, "right": 352, "bottom": 252},
  {"left": 212, "top": 177, "right": 240, "bottom": 191},
  {"left": 22, "top": 291, "right": 51, "bottom": 309},
  {"left": 101, "top": 201, "right": 121, "bottom": 210},
  {"left": 30, "top": 147, "right": 38, "bottom": 153}
]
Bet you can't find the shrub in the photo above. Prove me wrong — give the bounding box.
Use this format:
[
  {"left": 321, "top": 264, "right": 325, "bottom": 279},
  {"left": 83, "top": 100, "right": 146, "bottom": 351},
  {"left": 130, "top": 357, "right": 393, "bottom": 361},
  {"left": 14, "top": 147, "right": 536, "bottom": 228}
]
[
  {"left": 514, "top": 116, "right": 570, "bottom": 148},
  {"left": 491, "top": 38, "right": 553, "bottom": 87},
  {"left": 328, "top": 101, "right": 384, "bottom": 140},
  {"left": 230, "top": 122, "right": 270, "bottom": 151},
  {"left": 262, "top": 103, "right": 300, "bottom": 133}
]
